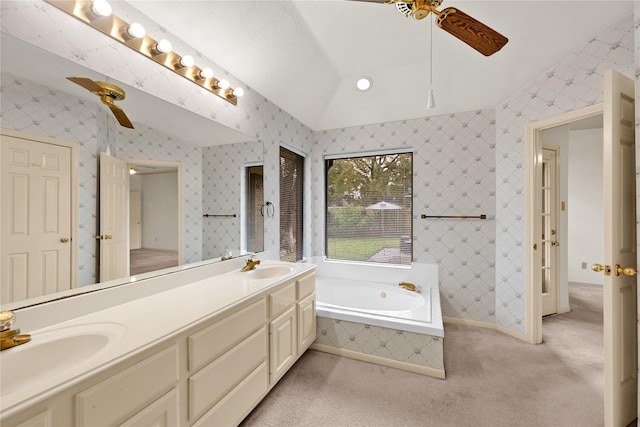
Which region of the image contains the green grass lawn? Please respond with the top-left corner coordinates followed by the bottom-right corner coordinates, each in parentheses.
top-left (327, 237), bottom-right (400, 261)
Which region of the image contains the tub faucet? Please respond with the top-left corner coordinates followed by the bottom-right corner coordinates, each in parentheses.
top-left (0, 311), bottom-right (31, 351)
top-left (241, 255), bottom-right (261, 272)
top-left (398, 282), bottom-right (422, 293)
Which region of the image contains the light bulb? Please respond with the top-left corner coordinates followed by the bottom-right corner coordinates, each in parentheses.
top-left (154, 39), bottom-right (172, 54)
top-left (199, 67), bottom-right (213, 79)
top-left (232, 87), bottom-right (244, 97)
top-left (178, 55), bottom-right (194, 68)
top-left (356, 77), bottom-right (372, 91)
top-left (427, 89), bottom-right (436, 109)
top-left (217, 79), bottom-right (230, 89)
top-left (90, 0), bottom-right (112, 17)
top-left (125, 22), bottom-right (145, 39)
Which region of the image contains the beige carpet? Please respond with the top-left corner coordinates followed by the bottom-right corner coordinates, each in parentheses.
top-left (241, 284), bottom-right (603, 427)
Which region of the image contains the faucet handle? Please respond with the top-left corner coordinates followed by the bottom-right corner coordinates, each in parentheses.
top-left (0, 311), bottom-right (15, 332)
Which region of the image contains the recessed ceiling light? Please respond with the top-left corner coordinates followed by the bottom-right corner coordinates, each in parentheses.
top-left (356, 77), bottom-right (372, 91)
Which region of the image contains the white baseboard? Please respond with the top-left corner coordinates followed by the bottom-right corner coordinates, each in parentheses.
top-left (310, 343), bottom-right (446, 379)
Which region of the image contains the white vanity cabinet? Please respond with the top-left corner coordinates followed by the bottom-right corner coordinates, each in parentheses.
top-left (187, 298), bottom-right (269, 425)
top-left (268, 271), bottom-right (316, 384)
top-left (2, 268), bottom-right (316, 427)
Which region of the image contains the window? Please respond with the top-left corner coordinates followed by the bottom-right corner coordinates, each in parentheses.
top-left (280, 147), bottom-right (304, 261)
top-left (246, 165), bottom-right (264, 253)
top-left (325, 152), bottom-right (412, 264)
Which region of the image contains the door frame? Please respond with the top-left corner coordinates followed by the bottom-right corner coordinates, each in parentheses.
top-left (525, 103), bottom-right (603, 344)
top-left (125, 157), bottom-right (183, 266)
top-left (0, 128), bottom-right (79, 290)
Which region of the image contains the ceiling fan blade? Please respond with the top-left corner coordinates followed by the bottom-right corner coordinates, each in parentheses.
top-left (66, 76), bottom-right (103, 93)
top-left (436, 7), bottom-right (508, 56)
top-left (107, 103), bottom-right (134, 129)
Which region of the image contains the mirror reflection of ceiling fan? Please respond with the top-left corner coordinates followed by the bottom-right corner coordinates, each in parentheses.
top-left (352, 0), bottom-right (508, 56)
top-left (66, 77), bottom-right (134, 129)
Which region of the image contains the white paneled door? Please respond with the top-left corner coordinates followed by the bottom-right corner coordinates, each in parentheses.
top-left (601, 69), bottom-right (637, 427)
top-left (99, 153), bottom-right (129, 282)
top-left (129, 191), bottom-right (142, 250)
top-left (1, 133), bottom-right (73, 303)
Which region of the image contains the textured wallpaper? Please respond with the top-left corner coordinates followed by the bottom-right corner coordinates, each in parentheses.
top-left (494, 15), bottom-right (635, 334)
top-left (1, 72), bottom-right (100, 287)
top-left (0, 73), bottom-right (208, 285)
top-left (202, 140), bottom-right (263, 259)
top-left (312, 111), bottom-right (497, 323)
top-left (0, 1), bottom-right (637, 338)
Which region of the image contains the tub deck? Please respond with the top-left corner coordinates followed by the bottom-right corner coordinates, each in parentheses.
top-left (309, 259), bottom-right (445, 378)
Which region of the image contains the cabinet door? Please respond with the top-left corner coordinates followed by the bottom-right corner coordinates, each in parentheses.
top-left (269, 305), bottom-right (297, 384)
top-left (297, 293), bottom-right (316, 354)
top-left (119, 388), bottom-right (178, 427)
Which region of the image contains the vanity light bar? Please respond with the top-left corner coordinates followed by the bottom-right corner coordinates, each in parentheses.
top-left (44, 0), bottom-right (243, 105)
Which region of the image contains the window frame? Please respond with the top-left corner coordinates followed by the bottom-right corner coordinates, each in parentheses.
top-left (324, 149), bottom-right (413, 265)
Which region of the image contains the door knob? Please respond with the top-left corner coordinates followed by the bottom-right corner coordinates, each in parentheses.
top-left (592, 264), bottom-right (612, 275)
top-left (551, 241), bottom-right (560, 247)
top-left (60, 237), bottom-right (70, 243)
top-left (614, 264), bottom-right (637, 277)
top-left (105, 235), bottom-right (112, 240)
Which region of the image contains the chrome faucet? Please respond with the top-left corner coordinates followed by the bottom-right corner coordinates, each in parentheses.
top-left (0, 311), bottom-right (31, 351)
top-left (241, 254), bottom-right (261, 272)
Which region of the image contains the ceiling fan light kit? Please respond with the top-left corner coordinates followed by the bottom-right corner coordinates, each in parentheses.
top-left (45, 0), bottom-right (244, 106)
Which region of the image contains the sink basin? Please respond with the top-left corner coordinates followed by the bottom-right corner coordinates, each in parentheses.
top-left (246, 264), bottom-right (293, 280)
top-left (0, 322), bottom-right (126, 397)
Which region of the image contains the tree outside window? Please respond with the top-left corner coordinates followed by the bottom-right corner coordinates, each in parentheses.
top-left (326, 152), bottom-right (412, 264)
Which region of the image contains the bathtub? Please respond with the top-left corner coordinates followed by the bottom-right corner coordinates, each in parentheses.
top-left (309, 258), bottom-right (445, 378)
top-left (316, 278), bottom-right (442, 336)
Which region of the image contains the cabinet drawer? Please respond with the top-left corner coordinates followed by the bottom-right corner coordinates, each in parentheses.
top-left (269, 281), bottom-right (296, 318)
top-left (297, 273), bottom-right (315, 299)
top-left (189, 328), bottom-right (267, 421)
top-left (76, 345), bottom-right (178, 426)
top-left (193, 362), bottom-right (268, 427)
top-left (189, 298), bottom-right (266, 372)
top-left (119, 388), bottom-right (178, 427)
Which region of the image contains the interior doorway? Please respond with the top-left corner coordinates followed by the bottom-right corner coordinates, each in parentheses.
top-left (526, 69), bottom-right (637, 425)
top-left (526, 103), bottom-right (604, 342)
top-left (537, 115), bottom-right (606, 319)
top-left (127, 160), bottom-right (182, 276)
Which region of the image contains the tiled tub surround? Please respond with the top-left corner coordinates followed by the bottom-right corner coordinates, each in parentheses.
top-left (310, 258), bottom-right (445, 378)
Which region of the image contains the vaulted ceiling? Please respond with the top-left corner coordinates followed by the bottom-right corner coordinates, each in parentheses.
top-left (128, 1), bottom-right (632, 131)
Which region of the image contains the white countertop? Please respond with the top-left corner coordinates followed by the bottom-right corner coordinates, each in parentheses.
top-left (0, 260), bottom-right (316, 419)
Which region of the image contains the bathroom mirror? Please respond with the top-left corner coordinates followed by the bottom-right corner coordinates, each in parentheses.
top-left (0, 34), bottom-right (263, 310)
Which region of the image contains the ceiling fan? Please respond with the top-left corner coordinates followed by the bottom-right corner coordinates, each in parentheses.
top-left (66, 77), bottom-right (134, 129)
top-left (352, 0), bottom-right (508, 56)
